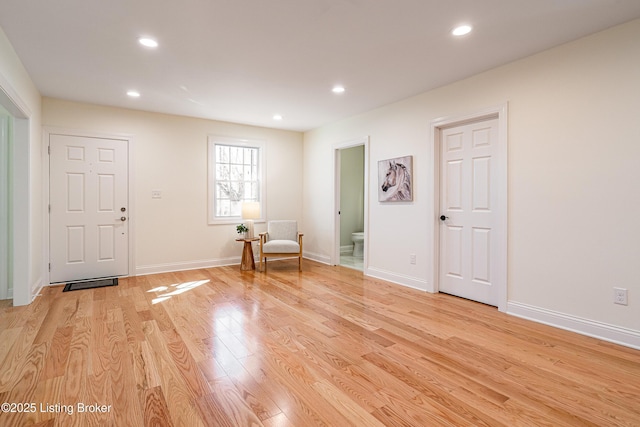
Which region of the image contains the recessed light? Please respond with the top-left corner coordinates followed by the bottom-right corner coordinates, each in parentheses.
top-left (273, 114), bottom-right (283, 120)
top-left (138, 37), bottom-right (158, 48)
top-left (332, 85), bottom-right (345, 94)
top-left (127, 90), bottom-right (141, 98)
top-left (452, 25), bottom-right (472, 36)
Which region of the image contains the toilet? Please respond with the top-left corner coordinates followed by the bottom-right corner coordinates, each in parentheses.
top-left (351, 232), bottom-right (364, 257)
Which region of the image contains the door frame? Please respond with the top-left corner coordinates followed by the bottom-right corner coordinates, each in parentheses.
top-left (332, 136), bottom-right (369, 268)
top-left (430, 104), bottom-right (508, 312)
top-left (0, 114), bottom-right (8, 300)
top-left (0, 83), bottom-right (31, 306)
top-left (42, 127), bottom-right (136, 285)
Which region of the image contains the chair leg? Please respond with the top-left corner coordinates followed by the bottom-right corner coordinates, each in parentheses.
top-left (298, 256), bottom-right (302, 271)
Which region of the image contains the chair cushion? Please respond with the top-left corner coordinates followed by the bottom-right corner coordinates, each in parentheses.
top-left (263, 240), bottom-right (300, 254)
top-left (268, 220), bottom-right (298, 241)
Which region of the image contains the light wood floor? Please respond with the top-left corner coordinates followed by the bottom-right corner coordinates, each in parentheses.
top-left (1, 260), bottom-right (639, 426)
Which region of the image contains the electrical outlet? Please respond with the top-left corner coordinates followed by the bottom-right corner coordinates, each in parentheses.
top-left (409, 254), bottom-right (416, 265)
top-left (613, 287), bottom-right (628, 305)
top-left (151, 190), bottom-right (162, 199)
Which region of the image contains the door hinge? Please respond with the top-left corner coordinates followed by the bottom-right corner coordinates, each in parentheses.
top-left (48, 204), bottom-right (51, 214)
top-left (48, 145), bottom-right (50, 155)
top-left (48, 263), bottom-right (51, 272)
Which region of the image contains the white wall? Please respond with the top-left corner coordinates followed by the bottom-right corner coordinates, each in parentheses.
top-left (0, 26), bottom-right (42, 305)
top-left (303, 19), bottom-right (640, 345)
top-left (42, 98), bottom-right (303, 275)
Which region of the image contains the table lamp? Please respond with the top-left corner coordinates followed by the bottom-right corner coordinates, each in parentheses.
top-left (241, 201), bottom-right (260, 238)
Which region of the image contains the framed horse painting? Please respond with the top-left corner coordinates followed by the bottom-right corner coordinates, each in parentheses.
top-left (378, 155), bottom-right (413, 202)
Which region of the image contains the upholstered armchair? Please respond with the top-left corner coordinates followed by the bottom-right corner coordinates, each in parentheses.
top-left (259, 220), bottom-right (303, 271)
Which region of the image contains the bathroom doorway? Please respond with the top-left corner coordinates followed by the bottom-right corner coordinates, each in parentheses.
top-left (334, 137), bottom-right (368, 271)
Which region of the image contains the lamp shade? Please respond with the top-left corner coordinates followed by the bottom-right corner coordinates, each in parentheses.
top-left (242, 201), bottom-right (260, 220)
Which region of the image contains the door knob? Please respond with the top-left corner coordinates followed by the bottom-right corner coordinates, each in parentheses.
top-left (120, 217), bottom-right (127, 222)
top-left (440, 215), bottom-right (448, 221)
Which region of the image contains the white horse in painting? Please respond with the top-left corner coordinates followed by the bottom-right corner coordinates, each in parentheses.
top-left (381, 160), bottom-right (411, 201)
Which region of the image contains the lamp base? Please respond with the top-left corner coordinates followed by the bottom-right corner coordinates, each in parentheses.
top-left (246, 219), bottom-right (255, 238)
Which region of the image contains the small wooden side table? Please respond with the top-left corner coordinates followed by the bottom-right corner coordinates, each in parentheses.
top-left (236, 237), bottom-right (259, 271)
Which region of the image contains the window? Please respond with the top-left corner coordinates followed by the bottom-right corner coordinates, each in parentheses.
top-left (208, 136), bottom-right (265, 224)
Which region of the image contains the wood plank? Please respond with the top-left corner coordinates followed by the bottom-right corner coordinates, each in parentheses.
top-left (311, 379), bottom-right (387, 427)
top-left (0, 342), bottom-right (47, 426)
top-left (213, 354), bottom-right (282, 421)
top-left (41, 325), bottom-right (73, 380)
top-left (143, 385), bottom-right (175, 427)
top-left (108, 314), bottom-right (145, 427)
top-left (142, 320), bottom-right (206, 427)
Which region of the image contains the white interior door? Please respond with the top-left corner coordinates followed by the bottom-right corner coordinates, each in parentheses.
top-left (439, 118), bottom-right (500, 306)
top-left (49, 134), bottom-right (129, 283)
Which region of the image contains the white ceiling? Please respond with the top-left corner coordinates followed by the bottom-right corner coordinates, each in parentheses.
top-left (1, 0), bottom-right (640, 132)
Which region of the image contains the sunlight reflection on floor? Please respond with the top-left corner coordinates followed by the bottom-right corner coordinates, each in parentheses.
top-left (148, 279), bottom-right (210, 304)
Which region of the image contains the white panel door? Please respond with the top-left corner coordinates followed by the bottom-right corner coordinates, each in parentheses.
top-left (439, 118), bottom-right (500, 306)
top-left (50, 134), bottom-right (129, 283)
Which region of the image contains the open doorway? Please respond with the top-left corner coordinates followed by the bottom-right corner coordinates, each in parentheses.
top-left (334, 137), bottom-right (368, 271)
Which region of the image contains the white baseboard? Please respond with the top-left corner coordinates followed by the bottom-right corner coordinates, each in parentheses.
top-left (365, 267), bottom-right (429, 292)
top-left (302, 251), bottom-right (331, 265)
top-left (137, 252), bottom-right (325, 276)
top-left (136, 257), bottom-right (240, 276)
top-left (508, 301), bottom-right (640, 350)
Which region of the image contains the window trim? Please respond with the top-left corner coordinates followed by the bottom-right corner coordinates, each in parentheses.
top-left (207, 135), bottom-right (266, 225)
